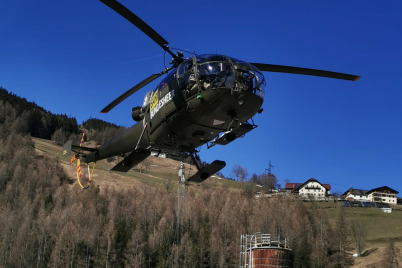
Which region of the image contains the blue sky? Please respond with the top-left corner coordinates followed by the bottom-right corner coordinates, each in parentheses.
top-left (1, 1), bottom-right (401, 194)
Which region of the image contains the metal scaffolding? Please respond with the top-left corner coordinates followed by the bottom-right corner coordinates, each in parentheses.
top-left (239, 233), bottom-right (291, 268)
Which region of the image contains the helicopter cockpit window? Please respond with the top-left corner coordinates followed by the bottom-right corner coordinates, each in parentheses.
top-left (230, 57), bottom-right (265, 99)
top-left (178, 60), bottom-right (193, 75)
top-left (177, 60), bottom-right (194, 90)
top-left (253, 70), bottom-right (265, 99)
top-left (195, 55), bottom-right (235, 90)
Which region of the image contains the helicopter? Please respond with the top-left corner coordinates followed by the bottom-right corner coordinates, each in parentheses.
top-left (63, 0), bottom-right (359, 183)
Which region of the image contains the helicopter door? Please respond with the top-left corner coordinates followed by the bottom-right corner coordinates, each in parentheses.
top-left (177, 59), bottom-right (196, 98)
top-left (158, 85), bottom-right (175, 120)
top-left (159, 69), bottom-right (180, 120)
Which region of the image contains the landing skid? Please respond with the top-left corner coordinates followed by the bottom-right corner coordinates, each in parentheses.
top-left (187, 160), bottom-right (226, 183)
top-left (207, 121), bottom-right (257, 149)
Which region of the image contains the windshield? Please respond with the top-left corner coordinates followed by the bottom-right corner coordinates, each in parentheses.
top-left (195, 54), bottom-right (265, 99)
top-left (229, 56), bottom-right (266, 99)
top-left (196, 55), bottom-right (235, 89)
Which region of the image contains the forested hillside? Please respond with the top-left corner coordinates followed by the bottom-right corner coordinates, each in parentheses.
top-left (82, 118), bottom-right (126, 145)
top-left (3, 88), bottom-right (401, 268)
top-left (0, 88), bottom-right (362, 267)
top-left (0, 143), bottom-right (351, 267)
top-left (0, 87), bottom-right (78, 141)
top-left (0, 88), bottom-right (125, 147)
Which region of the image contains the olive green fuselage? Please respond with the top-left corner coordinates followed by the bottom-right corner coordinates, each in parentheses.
top-left (85, 54), bottom-right (265, 163)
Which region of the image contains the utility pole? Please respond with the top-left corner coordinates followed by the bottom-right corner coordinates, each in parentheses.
top-left (266, 161), bottom-right (274, 175)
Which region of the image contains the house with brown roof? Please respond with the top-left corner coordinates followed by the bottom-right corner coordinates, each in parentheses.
top-left (284, 182), bottom-right (302, 192)
top-left (285, 178), bottom-right (331, 200)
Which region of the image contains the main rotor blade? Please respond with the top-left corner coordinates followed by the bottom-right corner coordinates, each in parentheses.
top-left (100, 73), bottom-right (161, 113)
top-left (99, 0), bottom-right (179, 61)
top-left (251, 63), bottom-right (360, 81)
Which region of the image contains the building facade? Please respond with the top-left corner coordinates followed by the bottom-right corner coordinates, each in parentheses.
top-left (285, 178), bottom-right (331, 199)
top-left (366, 186), bottom-right (398, 204)
top-left (343, 186), bottom-right (398, 205)
top-left (343, 188), bottom-right (369, 201)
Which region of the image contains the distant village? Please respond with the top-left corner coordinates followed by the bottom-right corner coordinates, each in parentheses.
top-left (258, 177), bottom-right (402, 206)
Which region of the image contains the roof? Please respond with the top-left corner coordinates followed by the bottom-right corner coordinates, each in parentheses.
top-left (285, 178), bottom-right (331, 191)
top-left (342, 188), bottom-right (368, 196)
top-left (343, 186), bottom-right (399, 196)
top-left (285, 183), bottom-right (302, 189)
top-left (298, 178), bottom-right (331, 191)
top-left (366, 186), bottom-right (399, 195)
top-left (322, 184), bottom-right (332, 191)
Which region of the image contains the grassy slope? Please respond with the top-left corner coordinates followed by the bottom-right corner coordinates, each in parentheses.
top-left (33, 137), bottom-right (239, 190)
top-left (313, 202), bottom-right (402, 267)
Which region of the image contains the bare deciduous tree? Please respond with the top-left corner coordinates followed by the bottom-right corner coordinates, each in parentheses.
top-left (0, 103), bottom-right (374, 268)
top-left (350, 220), bottom-right (366, 257)
top-left (259, 173), bottom-right (279, 192)
top-left (330, 205), bottom-right (351, 267)
top-left (230, 164), bottom-right (248, 183)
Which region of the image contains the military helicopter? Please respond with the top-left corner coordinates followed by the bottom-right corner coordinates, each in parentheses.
top-left (63, 0), bottom-right (359, 183)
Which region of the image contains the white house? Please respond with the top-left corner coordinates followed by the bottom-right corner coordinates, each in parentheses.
top-left (366, 186), bottom-right (398, 205)
top-left (298, 178), bottom-right (331, 199)
top-left (285, 178), bottom-right (331, 199)
top-left (343, 188), bottom-right (370, 202)
top-left (343, 186), bottom-right (398, 205)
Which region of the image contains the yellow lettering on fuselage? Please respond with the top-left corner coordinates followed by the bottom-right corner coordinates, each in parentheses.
top-left (150, 90), bottom-right (159, 112)
top-left (150, 91), bottom-right (173, 119)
